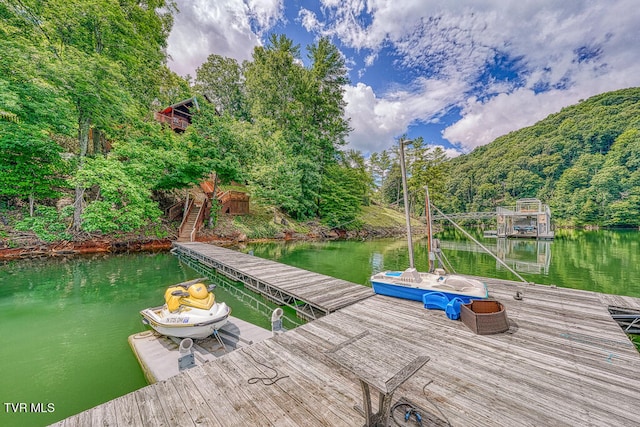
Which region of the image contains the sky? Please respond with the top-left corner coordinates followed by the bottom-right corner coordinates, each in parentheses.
top-left (166, 0), bottom-right (640, 157)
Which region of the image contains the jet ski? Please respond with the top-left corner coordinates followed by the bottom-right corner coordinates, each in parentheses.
top-left (140, 278), bottom-right (231, 339)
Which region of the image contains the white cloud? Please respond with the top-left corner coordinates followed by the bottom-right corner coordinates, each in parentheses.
top-left (167, 0), bottom-right (283, 77)
top-left (168, 0), bottom-right (640, 154)
top-left (344, 77), bottom-right (467, 154)
top-left (315, 0), bottom-right (640, 151)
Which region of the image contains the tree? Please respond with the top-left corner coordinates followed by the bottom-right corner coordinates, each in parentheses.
top-left (319, 163), bottom-right (363, 229)
top-left (407, 140), bottom-right (448, 216)
top-left (195, 55), bottom-right (248, 119)
top-left (73, 156), bottom-right (161, 233)
top-left (0, 5), bottom-right (75, 213)
top-left (248, 119), bottom-right (306, 215)
top-left (0, 123), bottom-right (67, 215)
top-left (243, 35), bottom-right (351, 219)
top-left (369, 149), bottom-right (393, 190)
top-left (336, 150), bottom-right (373, 206)
top-left (15, 0), bottom-right (175, 230)
top-left (184, 103), bottom-right (244, 186)
top-left (244, 34), bottom-right (303, 125)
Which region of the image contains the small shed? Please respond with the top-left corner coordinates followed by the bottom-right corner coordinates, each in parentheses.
top-left (199, 174), bottom-right (250, 215)
top-left (217, 190), bottom-right (250, 215)
top-left (154, 97), bottom-right (199, 132)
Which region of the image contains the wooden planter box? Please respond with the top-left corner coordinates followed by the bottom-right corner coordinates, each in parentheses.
top-left (460, 300), bottom-right (509, 335)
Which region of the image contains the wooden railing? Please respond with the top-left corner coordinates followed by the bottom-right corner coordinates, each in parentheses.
top-left (178, 199), bottom-right (195, 239)
top-left (166, 202), bottom-right (183, 221)
top-left (154, 112), bottom-right (189, 131)
top-left (190, 198), bottom-right (209, 242)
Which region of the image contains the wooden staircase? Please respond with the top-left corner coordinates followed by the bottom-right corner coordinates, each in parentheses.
top-left (176, 201), bottom-right (202, 242)
top-left (177, 188), bottom-right (209, 242)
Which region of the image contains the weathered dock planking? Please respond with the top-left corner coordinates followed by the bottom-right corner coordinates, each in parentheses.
top-left (53, 273), bottom-right (640, 426)
top-left (129, 316), bottom-right (274, 384)
top-left (171, 242), bottom-right (374, 320)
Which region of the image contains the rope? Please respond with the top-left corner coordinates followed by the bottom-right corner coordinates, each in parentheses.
top-left (243, 349), bottom-right (289, 386)
top-left (437, 250), bottom-right (456, 274)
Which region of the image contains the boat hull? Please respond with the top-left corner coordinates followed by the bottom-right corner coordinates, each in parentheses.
top-left (371, 270), bottom-right (488, 304)
top-left (140, 303), bottom-right (231, 339)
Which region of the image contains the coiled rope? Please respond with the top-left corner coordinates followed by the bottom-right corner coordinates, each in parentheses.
top-left (243, 349), bottom-right (289, 386)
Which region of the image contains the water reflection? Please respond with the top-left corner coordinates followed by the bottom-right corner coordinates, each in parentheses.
top-left (438, 238), bottom-right (552, 275)
top-left (243, 229), bottom-right (640, 298)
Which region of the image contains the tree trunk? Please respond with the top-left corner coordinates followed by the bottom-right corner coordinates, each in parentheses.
top-left (73, 114), bottom-right (90, 231)
top-left (29, 194), bottom-right (34, 217)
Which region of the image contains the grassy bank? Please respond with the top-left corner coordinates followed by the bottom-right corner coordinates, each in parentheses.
top-left (202, 201), bottom-right (422, 241)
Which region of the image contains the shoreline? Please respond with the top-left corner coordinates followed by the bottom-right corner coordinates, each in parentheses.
top-left (0, 226), bottom-right (416, 261)
top-left (5, 224), bottom-right (637, 262)
top-left (0, 238), bottom-right (174, 261)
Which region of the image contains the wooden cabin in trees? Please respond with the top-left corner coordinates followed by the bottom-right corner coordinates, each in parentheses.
top-left (154, 97), bottom-right (199, 132)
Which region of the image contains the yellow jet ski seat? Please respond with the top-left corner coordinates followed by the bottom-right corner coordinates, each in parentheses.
top-left (164, 283), bottom-right (215, 312)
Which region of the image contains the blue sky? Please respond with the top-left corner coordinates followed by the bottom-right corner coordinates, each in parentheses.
top-left (167, 0), bottom-right (640, 157)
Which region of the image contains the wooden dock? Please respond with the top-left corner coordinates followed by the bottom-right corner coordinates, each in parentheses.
top-left (129, 316), bottom-right (274, 384)
top-left (53, 273), bottom-right (640, 426)
top-left (171, 242), bottom-right (374, 320)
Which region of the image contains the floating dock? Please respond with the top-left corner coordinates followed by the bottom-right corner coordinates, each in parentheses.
top-left (128, 316), bottom-right (274, 383)
top-left (496, 198), bottom-right (554, 239)
top-left (52, 244), bottom-right (640, 426)
top-left (171, 242), bottom-right (374, 320)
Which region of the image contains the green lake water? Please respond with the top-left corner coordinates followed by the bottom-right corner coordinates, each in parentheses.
top-left (243, 228), bottom-right (640, 297)
top-left (1, 229), bottom-right (639, 426)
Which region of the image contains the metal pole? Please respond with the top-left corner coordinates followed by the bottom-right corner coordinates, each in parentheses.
top-left (398, 139), bottom-right (414, 269)
top-left (425, 185), bottom-right (434, 272)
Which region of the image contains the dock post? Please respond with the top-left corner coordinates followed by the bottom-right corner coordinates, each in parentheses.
top-left (271, 308), bottom-right (284, 336)
top-left (178, 338), bottom-right (195, 371)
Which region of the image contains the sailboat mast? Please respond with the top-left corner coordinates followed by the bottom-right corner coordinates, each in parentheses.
top-left (425, 185), bottom-right (434, 272)
top-left (398, 139), bottom-right (414, 269)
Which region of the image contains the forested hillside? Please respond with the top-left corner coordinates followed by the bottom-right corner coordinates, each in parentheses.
top-left (438, 88), bottom-right (640, 226)
top-left (1, 1), bottom-right (639, 247)
top-left (0, 1), bottom-right (372, 244)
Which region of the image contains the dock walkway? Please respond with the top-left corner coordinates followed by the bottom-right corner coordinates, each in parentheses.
top-left (128, 316), bottom-right (274, 384)
top-left (53, 273), bottom-right (640, 426)
top-left (172, 242), bottom-right (374, 320)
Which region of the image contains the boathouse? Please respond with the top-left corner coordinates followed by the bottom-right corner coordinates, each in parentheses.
top-left (496, 198), bottom-right (554, 239)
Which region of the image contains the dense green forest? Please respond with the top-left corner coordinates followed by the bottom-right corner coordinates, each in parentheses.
top-left (1, 1), bottom-right (639, 245)
top-left (0, 0), bottom-right (368, 242)
top-left (438, 88), bottom-right (640, 227)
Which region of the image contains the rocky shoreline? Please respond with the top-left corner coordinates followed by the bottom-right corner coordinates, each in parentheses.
top-left (0, 238), bottom-right (173, 261)
top-left (0, 225), bottom-right (418, 261)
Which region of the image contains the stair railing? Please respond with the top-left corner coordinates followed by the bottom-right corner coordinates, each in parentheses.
top-left (178, 198), bottom-right (195, 239)
top-left (190, 198), bottom-right (209, 242)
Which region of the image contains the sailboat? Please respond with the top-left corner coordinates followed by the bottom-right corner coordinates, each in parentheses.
top-left (370, 140), bottom-right (488, 304)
